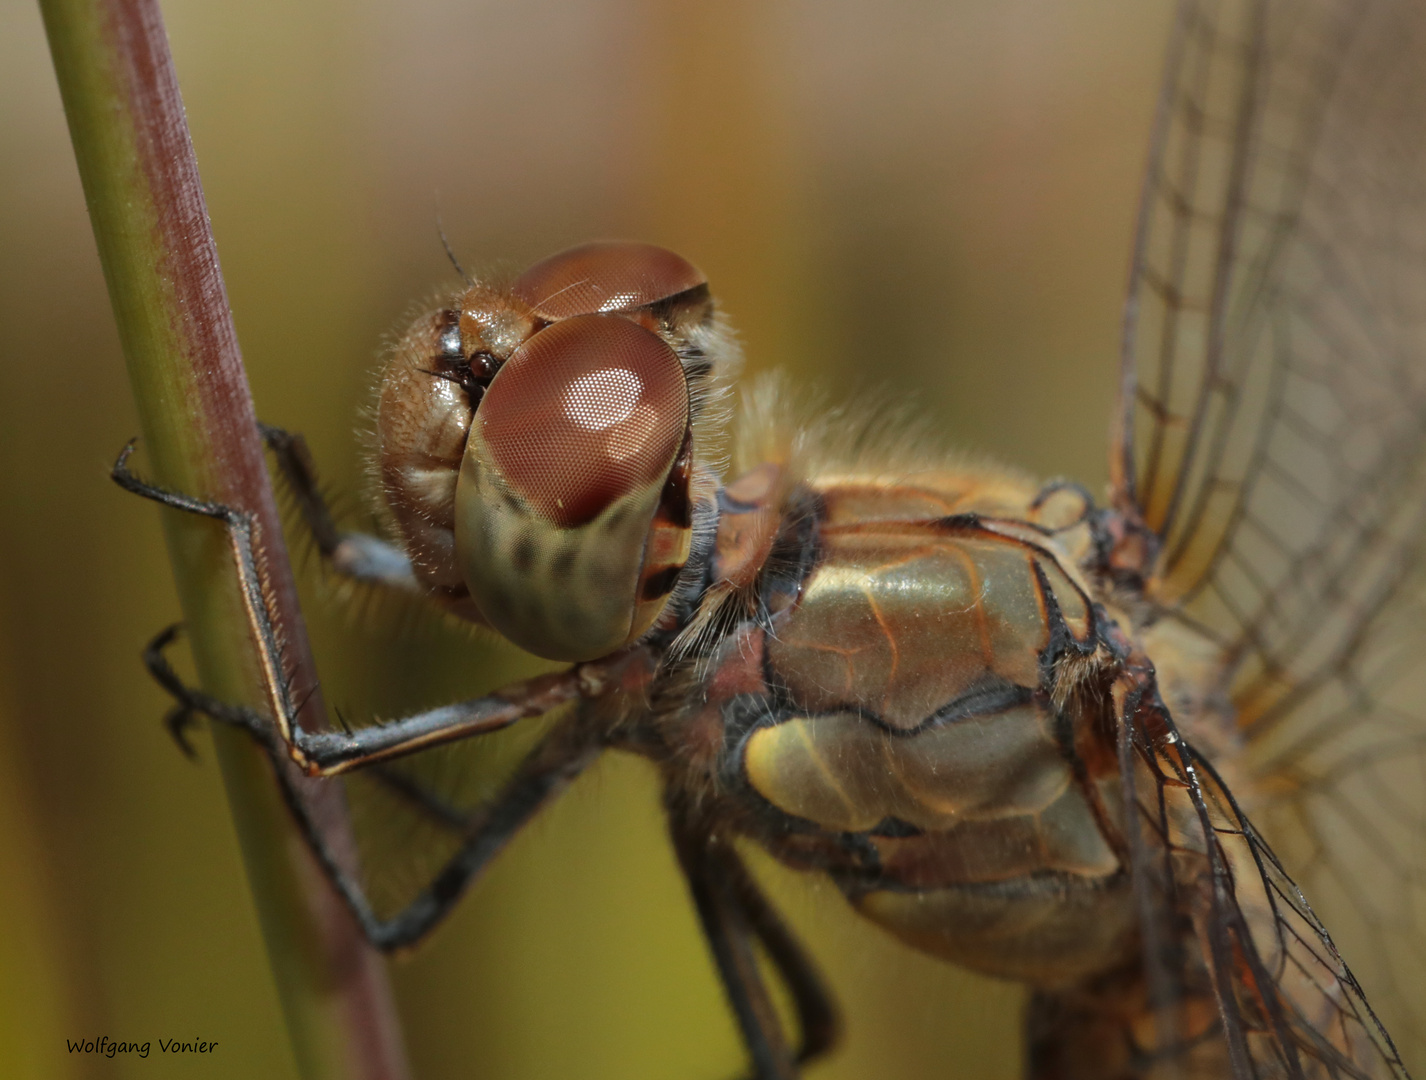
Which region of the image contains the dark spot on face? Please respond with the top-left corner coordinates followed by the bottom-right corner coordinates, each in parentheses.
top-left (603, 504), bottom-right (629, 532)
top-left (585, 559), bottom-right (607, 589)
top-left (640, 564), bottom-right (682, 602)
top-left (657, 428), bottom-right (694, 529)
top-left (551, 546), bottom-right (577, 583)
top-left (428, 312), bottom-right (506, 405)
top-left (867, 817), bottom-right (923, 838)
top-left (511, 536), bottom-right (536, 574)
top-left (482, 584), bottom-right (512, 618)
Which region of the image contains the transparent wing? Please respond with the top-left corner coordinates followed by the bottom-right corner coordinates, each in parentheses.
top-left (1244, 556), bottom-right (1426, 1073)
top-left (1123, 702), bottom-right (1409, 1079)
top-left (1115, 0), bottom-right (1426, 1069)
top-left (1116, 0), bottom-right (1426, 611)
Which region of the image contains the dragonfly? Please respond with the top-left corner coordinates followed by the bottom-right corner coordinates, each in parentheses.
top-left (114, 0), bottom-right (1426, 1076)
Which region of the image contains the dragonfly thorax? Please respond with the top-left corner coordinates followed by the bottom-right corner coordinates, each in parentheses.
top-left (657, 464), bottom-right (1139, 987)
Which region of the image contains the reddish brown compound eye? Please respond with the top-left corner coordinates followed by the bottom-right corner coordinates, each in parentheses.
top-left (476, 314), bottom-right (690, 529)
top-left (512, 241), bottom-right (707, 321)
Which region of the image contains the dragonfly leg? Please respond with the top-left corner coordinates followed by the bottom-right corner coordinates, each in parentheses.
top-left (365, 713), bottom-right (605, 948)
top-left (670, 804), bottom-right (838, 1079)
top-left (163, 701), bottom-right (201, 759)
top-left (250, 703), bottom-right (603, 950)
top-left (141, 619), bottom-right (594, 775)
top-left (118, 443), bottom-right (628, 773)
top-left (142, 623), bottom-right (280, 751)
top-left (146, 617), bottom-right (604, 947)
top-left (138, 601), bottom-right (607, 947)
top-left (257, 422), bottom-right (420, 592)
top-left (712, 839), bottom-right (840, 1067)
top-left (115, 438), bottom-right (325, 761)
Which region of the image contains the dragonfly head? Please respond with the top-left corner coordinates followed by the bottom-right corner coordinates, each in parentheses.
top-left (376, 241), bottom-right (731, 661)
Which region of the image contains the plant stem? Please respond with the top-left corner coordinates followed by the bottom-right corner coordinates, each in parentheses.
top-left (38, 1), bottom-right (411, 1076)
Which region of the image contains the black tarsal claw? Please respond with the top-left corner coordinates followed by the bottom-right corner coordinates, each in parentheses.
top-left (111, 439), bottom-right (248, 524)
top-left (165, 703), bottom-right (202, 760)
top-left (140, 622), bottom-right (279, 754)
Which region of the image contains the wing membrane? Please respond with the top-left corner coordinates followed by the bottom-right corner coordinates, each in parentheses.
top-left (1244, 558), bottom-right (1426, 1071)
top-left (1123, 705), bottom-right (1410, 1078)
top-left (1117, 0), bottom-right (1426, 1070)
top-left (1121, 0), bottom-right (1426, 664)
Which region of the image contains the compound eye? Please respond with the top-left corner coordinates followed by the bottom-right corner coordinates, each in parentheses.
top-left (454, 315), bottom-right (694, 661)
top-left (512, 241), bottom-right (707, 321)
top-left (480, 315), bottom-right (688, 526)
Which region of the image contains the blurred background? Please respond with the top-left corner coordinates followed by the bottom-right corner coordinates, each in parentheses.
top-left (0, 1), bottom-right (1172, 1076)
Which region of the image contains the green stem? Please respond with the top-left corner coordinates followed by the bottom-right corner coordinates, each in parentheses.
top-left (38, 1), bottom-right (411, 1077)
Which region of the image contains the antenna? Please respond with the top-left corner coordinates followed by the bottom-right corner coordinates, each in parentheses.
top-left (435, 212), bottom-right (474, 286)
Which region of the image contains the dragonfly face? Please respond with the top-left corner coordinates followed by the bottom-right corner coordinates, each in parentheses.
top-left (376, 241), bottom-right (725, 660)
top-left (124, 1), bottom-right (1426, 1077)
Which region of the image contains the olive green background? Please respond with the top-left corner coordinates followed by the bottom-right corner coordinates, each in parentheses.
top-left (0, 1), bottom-right (1170, 1077)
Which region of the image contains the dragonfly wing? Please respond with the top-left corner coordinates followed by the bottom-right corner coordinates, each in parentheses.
top-left (1115, 0), bottom-right (1426, 1069)
top-left (1122, 699), bottom-right (1410, 1079)
top-left (1115, 0), bottom-right (1426, 610)
top-left (1238, 558), bottom-right (1426, 1073)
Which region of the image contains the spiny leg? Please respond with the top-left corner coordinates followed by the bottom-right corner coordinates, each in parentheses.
top-left (672, 825), bottom-right (794, 1079)
top-left (115, 441), bottom-right (302, 753)
top-left (118, 442), bottom-right (631, 774)
top-left (142, 619), bottom-right (593, 775)
top-left (124, 434), bottom-right (619, 949)
top-left (258, 423), bottom-right (420, 592)
top-left (713, 842), bottom-right (840, 1067)
top-left (149, 623), bottom-right (605, 948)
top-left (164, 701), bottom-right (201, 759)
top-left (363, 714), bottom-right (605, 948)
top-left (670, 805), bottom-right (840, 1080)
